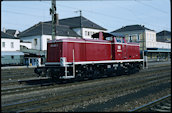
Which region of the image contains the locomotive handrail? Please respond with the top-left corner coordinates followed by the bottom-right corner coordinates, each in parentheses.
top-left (65, 59), bottom-right (144, 65)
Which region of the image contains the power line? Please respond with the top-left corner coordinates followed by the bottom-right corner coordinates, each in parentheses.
top-left (47, 2), bottom-right (170, 30)
top-left (2, 1), bottom-right (170, 32)
top-left (135, 0), bottom-right (169, 14)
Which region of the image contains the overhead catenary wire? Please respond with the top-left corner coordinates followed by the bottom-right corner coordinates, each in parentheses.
top-left (2, 7), bottom-right (170, 31)
top-left (40, 1), bottom-right (170, 30)
top-left (135, 0), bottom-right (169, 14)
top-left (1, 1), bottom-right (170, 32)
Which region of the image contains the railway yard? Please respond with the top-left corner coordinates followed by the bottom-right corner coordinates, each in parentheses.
top-left (1, 61), bottom-right (171, 112)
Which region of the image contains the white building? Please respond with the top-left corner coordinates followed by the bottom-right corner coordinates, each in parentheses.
top-left (1, 31), bottom-right (24, 65)
top-left (19, 22), bottom-right (80, 51)
top-left (20, 40), bottom-right (32, 49)
top-left (111, 24), bottom-right (171, 61)
top-left (19, 16), bottom-right (107, 51)
top-left (18, 22), bottom-right (80, 65)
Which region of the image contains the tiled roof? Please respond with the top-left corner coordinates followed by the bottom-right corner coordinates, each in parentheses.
top-left (18, 22), bottom-right (80, 38)
top-left (1, 31), bottom-right (17, 39)
top-left (6, 29), bottom-right (16, 36)
top-left (44, 16), bottom-right (107, 30)
top-left (111, 24), bottom-right (154, 33)
top-left (156, 30), bottom-right (171, 36)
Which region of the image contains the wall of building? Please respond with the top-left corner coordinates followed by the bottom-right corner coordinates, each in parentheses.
top-left (20, 35), bottom-right (42, 50)
top-left (156, 42), bottom-right (171, 49)
top-left (73, 28), bottom-right (106, 39)
top-left (113, 30), bottom-right (145, 51)
top-left (145, 30), bottom-right (156, 48)
top-left (82, 28), bottom-right (106, 39)
top-left (1, 38), bottom-right (20, 51)
top-left (1, 55), bottom-right (24, 65)
top-left (20, 42), bottom-right (32, 49)
top-left (113, 30), bottom-right (170, 50)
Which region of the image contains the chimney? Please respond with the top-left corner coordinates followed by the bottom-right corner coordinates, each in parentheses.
top-left (3, 27), bottom-right (6, 33)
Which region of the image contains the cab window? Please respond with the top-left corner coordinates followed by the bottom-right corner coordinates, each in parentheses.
top-left (106, 36), bottom-right (113, 41)
top-left (122, 38), bottom-right (125, 43)
top-left (116, 37), bottom-right (122, 43)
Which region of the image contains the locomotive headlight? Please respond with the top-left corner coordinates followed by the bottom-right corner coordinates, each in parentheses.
top-left (60, 57), bottom-right (66, 67)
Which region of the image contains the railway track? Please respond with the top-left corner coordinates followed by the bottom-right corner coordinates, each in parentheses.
top-left (1, 65), bottom-right (171, 95)
top-left (1, 63), bottom-right (170, 85)
top-left (2, 67), bottom-right (171, 112)
top-left (1, 63), bottom-right (171, 112)
top-left (129, 94), bottom-right (171, 112)
top-left (1, 63), bottom-right (170, 88)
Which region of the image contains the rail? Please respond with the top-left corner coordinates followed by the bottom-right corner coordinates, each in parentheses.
top-left (129, 94), bottom-right (171, 112)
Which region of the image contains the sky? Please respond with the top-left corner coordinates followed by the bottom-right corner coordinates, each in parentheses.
top-left (1, 0), bottom-right (171, 33)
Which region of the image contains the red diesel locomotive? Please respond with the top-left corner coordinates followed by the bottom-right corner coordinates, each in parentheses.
top-left (34, 32), bottom-right (143, 80)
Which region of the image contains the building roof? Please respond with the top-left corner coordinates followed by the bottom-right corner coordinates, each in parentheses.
top-left (18, 22), bottom-right (80, 38)
top-left (1, 31), bottom-right (17, 39)
top-left (44, 16), bottom-right (107, 30)
top-left (6, 29), bottom-right (19, 36)
top-left (111, 24), bottom-right (154, 33)
top-left (156, 30), bottom-right (171, 36)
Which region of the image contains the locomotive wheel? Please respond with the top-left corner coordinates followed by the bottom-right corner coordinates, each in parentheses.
top-left (75, 74), bottom-right (84, 81)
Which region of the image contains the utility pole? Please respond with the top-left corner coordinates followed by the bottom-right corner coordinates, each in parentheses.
top-left (75, 10), bottom-right (82, 38)
top-left (143, 32), bottom-right (145, 69)
top-left (50, 0), bottom-right (57, 40)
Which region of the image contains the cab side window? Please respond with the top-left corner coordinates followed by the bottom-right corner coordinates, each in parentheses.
top-left (116, 37), bottom-right (122, 43)
top-left (122, 38), bottom-right (125, 43)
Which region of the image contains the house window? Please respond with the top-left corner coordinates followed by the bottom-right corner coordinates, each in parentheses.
top-left (88, 31), bottom-right (90, 36)
top-left (11, 42), bottom-right (14, 48)
top-left (2, 42), bottom-right (5, 47)
top-left (11, 56), bottom-right (14, 59)
top-left (90, 32), bottom-right (93, 36)
top-left (137, 35), bottom-right (140, 42)
top-left (116, 37), bottom-right (122, 43)
top-left (129, 36), bottom-right (132, 42)
top-left (85, 31), bottom-right (87, 36)
top-left (30, 59), bottom-right (32, 64)
top-left (34, 39), bottom-right (37, 46)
